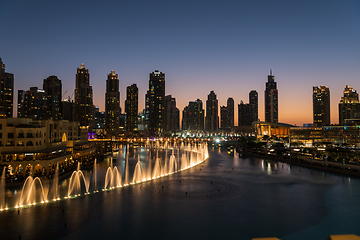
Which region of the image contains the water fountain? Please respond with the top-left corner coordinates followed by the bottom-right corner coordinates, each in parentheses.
top-left (0, 140), bottom-right (209, 210)
top-left (67, 162), bottom-right (90, 197)
top-left (51, 163), bottom-right (59, 201)
top-left (0, 168), bottom-right (5, 210)
top-left (133, 156), bottom-right (145, 183)
top-left (104, 157), bottom-right (122, 189)
top-left (18, 176), bottom-right (48, 207)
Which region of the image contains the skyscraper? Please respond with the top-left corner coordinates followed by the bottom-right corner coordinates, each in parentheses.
top-left (265, 70), bottom-right (278, 123)
top-left (313, 86), bottom-right (330, 127)
top-left (249, 90), bottom-right (258, 122)
top-left (164, 95), bottom-right (180, 132)
top-left (238, 90), bottom-right (258, 126)
top-left (105, 70), bottom-right (120, 136)
top-left (74, 64), bottom-right (93, 129)
top-left (21, 87), bottom-right (48, 120)
top-left (43, 75), bottom-right (62, 120)
top-left (226, 97), bottom-right (234, 130)
top-left (238, 101), bottom-right (249, 126)
top-left (17, 90), bottom-right (25, 118)
top-left (220, 106), bottom-right (228, 129)
top-left (125, 84), bottom-right (138, 132)
top-left (62, 98), bottom-right (74, 122)
top-left (339, 85), bottom-right (360, 125)
top-left (148, 70), bottom-right (165, 136)
top-left (182, 99), bottom-right (204, 131)
top-left (205, 90), bottom-right (219, 132)
top-left (0, 58), bottom-right (14, 117)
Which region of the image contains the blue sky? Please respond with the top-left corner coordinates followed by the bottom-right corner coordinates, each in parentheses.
top-left (1, 0), bottom-right (359, 125)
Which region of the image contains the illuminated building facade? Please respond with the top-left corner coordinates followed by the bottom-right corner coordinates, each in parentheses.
top-left (205, 91), bottom-right (219, 132)
top-left (339, 85), bottom-right (360, 125)
top-left (43, 75), bottom-right (62, 120)
top-left (249, 90), bottom-right (258, 122)
top-left (125, 84), bottom-right (138, 132)
top-left (238, 90), bottom-right (258, 127)
top-left (105, 70), bottom-right (120, 136)
top-left (17, 90), bottom-right (25, 118)
top-left (164, 95), bottom-right (179, 132)
top-left (20, 87), bottom-right (48, 120)
top-left (74, 64), bottom-right (93, 129)
top-left (0, 58), bottom-right (14, 118)
top-left (227, 97), bottom-right (234, 130)
top-left (148, 70), bottom-right (165, 135)
top-left (182, 99), bottom-right (204, 131)
top-left (265, 70), bottom-right (278, 123)
top-left (220, 106), bottom-right (228, 129)
top-left (313, 86), bottom-right (330, 127)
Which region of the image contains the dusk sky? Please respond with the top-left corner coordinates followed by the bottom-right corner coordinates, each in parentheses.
top-left (0, 0), bottom-right (359, 126)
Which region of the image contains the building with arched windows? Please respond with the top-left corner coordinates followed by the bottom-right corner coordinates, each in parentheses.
top-left (0, 117), bottom-right (96, 179)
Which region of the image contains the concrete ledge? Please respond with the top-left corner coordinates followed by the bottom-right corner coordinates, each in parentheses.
top-left (252, 238), bottom-right (281, 240)
top-left (327, 235), bottom-right (360, 240)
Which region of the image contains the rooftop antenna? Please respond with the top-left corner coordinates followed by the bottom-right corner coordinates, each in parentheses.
top-left (270, 69), bottom-right (272, 76)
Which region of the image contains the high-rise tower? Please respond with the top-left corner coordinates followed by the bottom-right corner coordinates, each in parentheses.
top-left (265, 70), bottom-right (278, 123)
top-left (249, 90), bottom-right (258, 123)
top-left (164, 95), bottom-right (179, 132)
top-left (0, 58), bottom-right (14, 117)
top-left (313, 86), bottom-right (330, 127)
top-left (105, 70), bottom-right (120, 136)
top-left (205, 90), bottom-right (219, 132)
top-left (43, 75), bottom-right (62, 120)
top-left (125, 84), bottom-right (138, 132)
top-left (226, 97), bottom-right (234, 130)
top-left (339, 85), bottom-right (360, 125)
top-left (148, 70), bottom-right (165, 136)
top-left (74, 64), bottom-right (93, 129)
top-left (182, 99), bottom-right (204, 131)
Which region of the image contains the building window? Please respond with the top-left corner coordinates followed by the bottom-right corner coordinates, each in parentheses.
top-left (27, 132), bottom-right (33, 138)
top-left (17, 141), bottom-right (24, 146)
top-left (0, 124), bottom-right (2, 130)
top-left (26, 141), bottom-right (33, 146)
top-left (8, 133), bottom-right (14, 138)
top-left (18, 131), bottom-right (24, 138)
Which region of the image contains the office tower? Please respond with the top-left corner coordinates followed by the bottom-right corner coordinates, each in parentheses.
top-left (182, 106), bottom-right (189, 130)
top-left (238, 101), bottom-right (251, 126)
top-left (182, 99), bottom-right (204, 131)
top-left (43, 75), bottom-right (62, 120)
top-left (0, 58), bottom-right (14, 117)
top-left (148, 70), bottom-right (165, 135)
top-left (220, 106), bottom-right (228, 129)
top-left (62, 98), bottom-right (74, 121)
top-left (144, 90), bottom-right (150, 130)
top-left (339, 85), bottom-right (360, 125)
top-left (94, 106), bottom-right (105, 130)
top-left (313, 86), bottom-right (330, 127)
top-left (105, 70), bottom-right (120, 136)
top-left (264, 70), bottom-right (278, 123)
top-left (74, 63), bottom-right (93, 128)
top-left (227, 97), bottom-right (234, 129)
top-left (21, 87), bottom-right (48, 120)
top-left (164, 95), bottom-right (180, 132)
top-left (17, 90), bottom-right (25, 118)
top-left (205, 90), bottom-right (219, 132)
top-left (125, 84), bottom-right (138, 132)
top-left (249, 90), bottom-right (258, 122)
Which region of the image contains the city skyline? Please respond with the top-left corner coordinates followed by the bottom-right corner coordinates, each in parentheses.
top-left (0, 1), bottom-right (359, 126)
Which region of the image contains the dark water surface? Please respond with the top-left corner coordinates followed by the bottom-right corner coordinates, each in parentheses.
top-left (1, 147), bottom-right (359, 240)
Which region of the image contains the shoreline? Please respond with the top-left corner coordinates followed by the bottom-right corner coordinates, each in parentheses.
top-left (238, 149), bottom-right (360, 178)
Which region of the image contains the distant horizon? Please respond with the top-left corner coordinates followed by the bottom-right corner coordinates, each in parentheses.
top-left (1, 0), bottom-right (358, 127)
top-left (4, 60), bottom-right (359, 127)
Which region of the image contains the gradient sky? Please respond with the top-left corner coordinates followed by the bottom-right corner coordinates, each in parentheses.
top-left (0, 0), bottom-right (359, 126)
